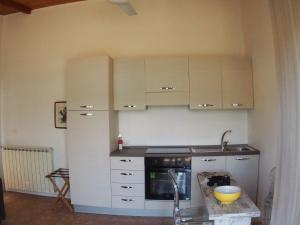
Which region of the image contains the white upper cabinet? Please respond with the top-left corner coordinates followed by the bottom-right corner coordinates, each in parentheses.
top-left (66, 56), bottom-right (112, 110)
top-left (189, 56), bottom-right (222, 110)
top-left (111, 55), bottom-right (254, 109)
top-left (113, 57), bottom-right (146, 110)
top-left (222, 57), bottom-right (254, 109)
top-left (145, 56), bottom-right (189, 106)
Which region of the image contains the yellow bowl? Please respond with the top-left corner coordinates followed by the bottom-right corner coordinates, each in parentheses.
top-left (214, 186), bottom-right (241, 205)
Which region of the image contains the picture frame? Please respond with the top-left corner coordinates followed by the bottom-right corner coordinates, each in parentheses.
top-left (55, 101), bottom-right (67, 129)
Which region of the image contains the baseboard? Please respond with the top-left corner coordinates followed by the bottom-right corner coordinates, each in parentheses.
top-left (74, 205), bottom-right (173, 217)
top-left (5, 190), bottom-right (56, 198)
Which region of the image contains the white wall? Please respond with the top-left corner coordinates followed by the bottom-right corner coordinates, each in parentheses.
top-left (241, 0), bottom-right (279, 208)
top-left (0, 0), bottom-right (247, 168)
top-left (119, 107), bottom-right (248, 146)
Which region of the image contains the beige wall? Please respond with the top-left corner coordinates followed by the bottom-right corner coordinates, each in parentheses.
top-left (241, 0), bottom-right (279, 208)
top-left (0, 15), bottom-right (3, 178)
top-left (0, 0), bottom-right (246, 169)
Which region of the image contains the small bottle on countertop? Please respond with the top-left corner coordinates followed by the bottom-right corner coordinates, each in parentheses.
top-left (118, 134), bottom-right (123, 151)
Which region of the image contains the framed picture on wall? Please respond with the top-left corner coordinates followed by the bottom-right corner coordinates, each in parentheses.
top-left (55, 101), bottom-right (67, 129)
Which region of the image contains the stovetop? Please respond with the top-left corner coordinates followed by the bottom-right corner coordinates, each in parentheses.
top-left (145, 148), bottom-right (191, 154)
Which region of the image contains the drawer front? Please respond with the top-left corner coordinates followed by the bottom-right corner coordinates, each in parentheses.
top-left (112, 183), bottom-right (144, 197)
top-left (111, 157), bottom-right (144, 170)
top-left (111, 170), bottom-right (144, 183)
top-left (112, 196), bottom-right (145, 209)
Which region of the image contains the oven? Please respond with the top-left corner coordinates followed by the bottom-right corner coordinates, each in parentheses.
top-left (145, 156), bottom-right (191, 200)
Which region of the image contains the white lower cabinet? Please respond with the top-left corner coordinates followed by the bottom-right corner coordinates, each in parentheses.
top-left (112, 196), bottom-right (145, 209)
top-left (191, 156), bottom-right (226, 207)
top-left (226, 155), bottom-right (259, 202)
top-left (110, 157), bottom-right (145, 209)
top-left (111, 157), bottom-right (144, 170)
top-left (191, 155), bottom-right (259, 206)
top-left (112, 183), bottom-right (144, 197)
top-left (111, 170), bottom-right (144, 183)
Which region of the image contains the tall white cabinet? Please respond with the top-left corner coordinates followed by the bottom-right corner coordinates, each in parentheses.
top-left (66, 55), bottom-right (117, 207)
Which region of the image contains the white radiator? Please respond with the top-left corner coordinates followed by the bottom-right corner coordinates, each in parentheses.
top-left (1, 145), bottom-right (54, 195)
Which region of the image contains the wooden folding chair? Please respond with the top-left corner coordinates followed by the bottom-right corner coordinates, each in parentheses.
top-left (46, 168), bottom-right (73, 212)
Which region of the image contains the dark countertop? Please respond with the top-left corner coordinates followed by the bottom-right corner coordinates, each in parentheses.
top-left (110, 145), bottom-right (260, 157)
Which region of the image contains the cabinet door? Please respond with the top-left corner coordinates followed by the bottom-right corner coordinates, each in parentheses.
top-left (189, 56), bottom-right (222, 110)
top-left (145, 56), bottom-right (189, 92)
top-left (226, 155), bottom-right (259, 202)
top-left (112, 196), bottom-right (145, 209)
top-left (222, 57), bottom-right (254, 109)
top-left (146, 92), bottom-right (189, 106)
top-left (66, 56), bottom-right (112, 110)
top-left (67, 111), bottom-right (111, 207)
top-left (191, 156), bottom-right (226, 207)
top-left (111, 157), bottom-right (144, 170)
top-left (114, 58), bottom-right (146, 110)
top-left (111, 183), bottom-right (145, 197)
top-left (111, 170), bottom-right (144, 183)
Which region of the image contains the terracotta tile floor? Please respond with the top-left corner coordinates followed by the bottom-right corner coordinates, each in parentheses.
top-left (2, 192), bottom-right (262, 225)
top-left (2, 192), bottom-right (172, 225)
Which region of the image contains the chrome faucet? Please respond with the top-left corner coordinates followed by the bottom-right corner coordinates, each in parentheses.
top-left (221, 130), bottom-right (232, 151)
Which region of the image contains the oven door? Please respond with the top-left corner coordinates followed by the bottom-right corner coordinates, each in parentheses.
top-left (145, 168), bottom-right (191, 200)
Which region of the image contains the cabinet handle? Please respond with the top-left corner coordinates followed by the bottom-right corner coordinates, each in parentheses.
top-left (123, 105), bottom-right (136, 108)
top-left (121, 185), bottom-right (133, 189)
top-left (120, 159), bottom-right (133, 163)
top-left (121, 198), bottom-right (134, 202)
top-left (232, 103), bottom-right (243, 107)
top-left (198, 104), bottom-right (214, 107)
top-left (80, 105), bottom-right (94, 109)
top-left (160, 87), bottom-right (174, 90)
top-left (201, 159), bottom-right (217, 162)
top-left (80, 113), bottom-right (94, 116)
top-left (235, 157), bottom-right (250, 161)
top-left (120, 172), bottom-right (134, 176)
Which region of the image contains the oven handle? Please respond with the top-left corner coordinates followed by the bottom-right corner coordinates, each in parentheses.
top-left (147, 168), bottom-right (191, 173)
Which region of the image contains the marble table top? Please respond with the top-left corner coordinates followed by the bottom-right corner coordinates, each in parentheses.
top-left (197, 172), bottom-right (261, 220)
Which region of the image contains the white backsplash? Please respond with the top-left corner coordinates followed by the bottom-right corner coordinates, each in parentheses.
top-left (118, 107), bottom-right (248, 146)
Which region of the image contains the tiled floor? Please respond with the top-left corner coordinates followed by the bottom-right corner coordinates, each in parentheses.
top-left (2, 192), bottom-right (262, 225)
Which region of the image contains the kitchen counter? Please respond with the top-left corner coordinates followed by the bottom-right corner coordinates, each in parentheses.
top-left (110, 145), bottom-right (260, 157)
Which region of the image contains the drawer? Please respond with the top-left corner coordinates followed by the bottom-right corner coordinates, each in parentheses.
top-left (112, 183), bottom-right (144, 197)
top-left (111, 157), bottom-right (144, 170)
top-left (112, 196), bottom-right (145, 209)
top-left (111, 170), bottom-right (144, 183)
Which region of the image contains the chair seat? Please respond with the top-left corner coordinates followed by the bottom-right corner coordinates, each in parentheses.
top-left (179, 207), bottom-right (211, 223)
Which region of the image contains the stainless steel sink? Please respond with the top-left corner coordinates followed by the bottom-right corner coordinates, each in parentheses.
top-left (223, 146), bottom-right (254, 152)
top-left (191, 147), bottom-right (221, 153)
top-left (191, 146), bottom-right (255, 153)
